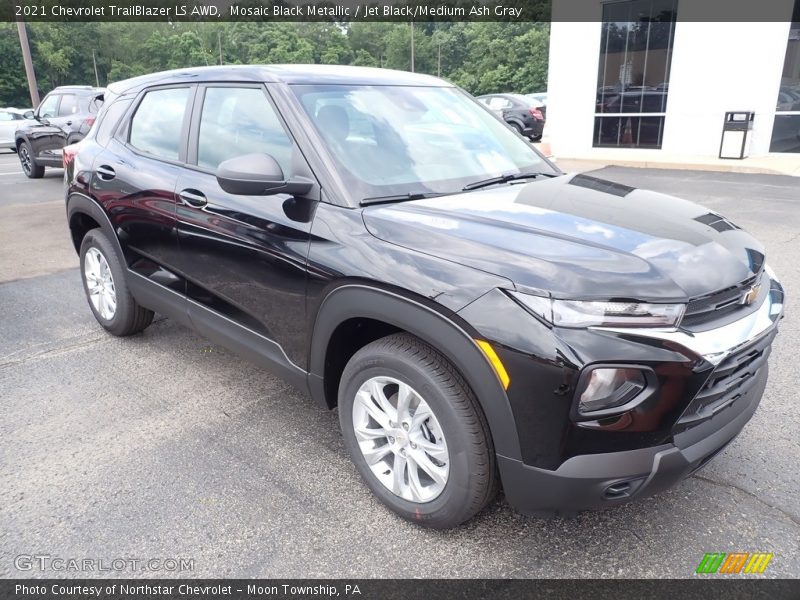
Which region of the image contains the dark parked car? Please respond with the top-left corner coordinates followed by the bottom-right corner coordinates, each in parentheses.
top-left (14, 85), bottom-right (104, 178)
top-left (64, 66), bottom-right (784, 528)
top-left (477, 93), bottom-right (546, 140)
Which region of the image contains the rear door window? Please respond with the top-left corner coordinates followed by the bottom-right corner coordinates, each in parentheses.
top-left (129, 87), bottom-right (191, 161)
top-left (58, 94), bottom-right (79, 116)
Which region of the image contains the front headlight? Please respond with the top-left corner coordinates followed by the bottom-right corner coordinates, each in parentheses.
top-left (509, 292), bottom-right (685, 328)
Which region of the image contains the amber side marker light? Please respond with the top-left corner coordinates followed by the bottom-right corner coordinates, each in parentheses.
top-left (475, 340), bottom-right (510, 390)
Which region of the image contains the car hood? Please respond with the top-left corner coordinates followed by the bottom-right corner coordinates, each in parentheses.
top-left (362, 173), bottom-right (765, 301)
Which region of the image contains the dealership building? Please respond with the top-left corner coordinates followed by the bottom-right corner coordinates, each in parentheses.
top-left (547, 0), bottom-right (800, 164)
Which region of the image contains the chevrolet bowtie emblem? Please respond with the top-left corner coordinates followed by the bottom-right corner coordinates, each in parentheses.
top-left (741, 284), bottom-right (761, 306)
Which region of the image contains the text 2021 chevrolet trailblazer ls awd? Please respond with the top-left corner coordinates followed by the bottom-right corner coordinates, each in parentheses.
top-left (63, 65), bottom-right (784, 528)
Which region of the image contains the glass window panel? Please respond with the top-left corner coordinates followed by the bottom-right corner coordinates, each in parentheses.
top-left (96, 99), bottom-right (132, 147)
top-left (594, 0), bottom-right (676, 148)
top-left (57, 94), bottom-right (78, 116)
top-left (770, 114), bottom-right (800, 152)
top-left (292, 84), bottom-right (553, 201)
top-left (38, 94), bottom-right (59, 118)
top-left (197, 87), bottom-right (293, 173)
top-left (775, 2), bottom-right (800, 113)
top-left (594, 116), bottom-right (665, 148)
top-left (129, 87), bottom-right (190, 161)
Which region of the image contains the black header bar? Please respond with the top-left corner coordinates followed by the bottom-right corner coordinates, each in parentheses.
top-left (2, 0), bottom-right (798, 22)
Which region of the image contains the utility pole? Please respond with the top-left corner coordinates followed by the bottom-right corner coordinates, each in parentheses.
top-left (410, 21), bottom-right (415, 72)
top-left (92, 49), bottom-right (100, 87)
top-left (437, 42), bottom-right (441, 77)
top-left (16, 20), bottom-right (40, 108)
top-left (218, 30), bottom-right (223, 65)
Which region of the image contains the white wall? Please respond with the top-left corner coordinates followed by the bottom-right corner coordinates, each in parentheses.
top-left (662, 21), bottom-right (791, 156)
top-left (547, 15), bottom-right (793, 158)
top-left (547, 21), bottom-right (602, 157)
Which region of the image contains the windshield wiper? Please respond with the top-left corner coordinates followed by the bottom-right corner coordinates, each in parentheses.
top-left (462, 171), bottom-right (557, 191)
top-left (360, 192), bottom-right (446, 206)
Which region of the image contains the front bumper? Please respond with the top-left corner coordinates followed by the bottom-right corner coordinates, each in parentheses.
top-left (499, 364), bottom-right (767, 515)
top-left (488, 272), bottom-right (784, 515)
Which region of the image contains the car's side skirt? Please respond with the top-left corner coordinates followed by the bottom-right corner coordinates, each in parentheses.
top-left (126, 270), bottom-right (310, 395)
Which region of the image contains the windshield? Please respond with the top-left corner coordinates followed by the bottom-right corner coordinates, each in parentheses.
top-left (291, 84), bottom-right (556, 202)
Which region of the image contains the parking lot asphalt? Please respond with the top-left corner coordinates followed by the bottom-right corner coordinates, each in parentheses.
top-left (1, 149), bottom-right (798, 578)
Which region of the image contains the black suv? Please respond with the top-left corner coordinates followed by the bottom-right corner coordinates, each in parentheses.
top-left (64, 66), bottom-right (784, 528)
top-left (477, 93), bottom-right (546, 140)
top-left (15, 85), bottom-right (104, 178)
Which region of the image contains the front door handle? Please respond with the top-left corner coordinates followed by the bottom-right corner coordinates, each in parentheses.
top-left (96, 165), bottom-right (116, 180)
top-left (179, 189), bottom-right (208, 208)
top-left (65, 121), bottom-right (73, 126)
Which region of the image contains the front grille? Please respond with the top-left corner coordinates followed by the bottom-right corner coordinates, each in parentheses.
top-left (681, 273), bottom-right (760, 327)
top-left (676, 328), bottom-right (776, 429)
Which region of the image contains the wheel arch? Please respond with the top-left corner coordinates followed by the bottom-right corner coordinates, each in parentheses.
top-left (308, 284), bottom-right (523, 461)
top-left (505, 116), bottom-right (525, 130)
top-left (15, 135), bottom-right (28, 151)
top-left (67, 193), bottom-right (123, 259)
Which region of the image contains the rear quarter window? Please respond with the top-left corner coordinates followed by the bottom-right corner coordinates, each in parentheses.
top-left (89, 95), bottom-right (104, 113)
top-left (95, 98), bottom-right (132, 147)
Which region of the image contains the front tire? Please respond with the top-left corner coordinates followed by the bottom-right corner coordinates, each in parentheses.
top-left (80, 229), bottom-right (154, 336)
top-left (18, 142), bottom-right (44, 178)
top-left (339, 333), bottom-right (497, 529)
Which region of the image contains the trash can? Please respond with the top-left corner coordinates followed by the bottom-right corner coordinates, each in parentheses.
top-left (719, 111), bottom-right (754, 159)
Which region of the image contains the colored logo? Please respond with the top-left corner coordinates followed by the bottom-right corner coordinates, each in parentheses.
top-left (696, 552), bottom-right (773, 574)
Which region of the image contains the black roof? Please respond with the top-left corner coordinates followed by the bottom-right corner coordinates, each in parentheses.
top-left (107, 65), bottom-right (449, 96)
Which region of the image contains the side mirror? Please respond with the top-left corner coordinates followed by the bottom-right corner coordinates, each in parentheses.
top-left (216, 153), bottom-right (313, 197)
top-left (23, 110), bottom-right (34, 119)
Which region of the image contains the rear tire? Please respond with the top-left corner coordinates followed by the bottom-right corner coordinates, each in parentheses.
top-left (339, 333), bottom-right (498, 529)
top-left (18, 142), bottom-right (44, 179)
top-left (510, 122), bottom-right (524, 136)
top-left (79, 229), bottom-right (154, 336)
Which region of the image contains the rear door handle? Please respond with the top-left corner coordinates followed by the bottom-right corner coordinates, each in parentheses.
top-left (179, 189), bottom-right (207, 208)
top-left (96, 165), bottom-right (115, 180)
top-left (65, 121), bottom-right (73, 126)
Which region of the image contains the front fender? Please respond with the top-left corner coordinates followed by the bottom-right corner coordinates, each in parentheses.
top-left (308, 284), bottom-right (524, 461)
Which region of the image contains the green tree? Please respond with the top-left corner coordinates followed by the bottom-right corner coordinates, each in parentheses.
top-left (0, 21), bottom-right (551, 106)
top-left (0, 24), bottom-right (30, 107)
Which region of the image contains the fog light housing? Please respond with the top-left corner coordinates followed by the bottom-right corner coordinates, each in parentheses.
top-left (578, 368), bottom-right (646, 415)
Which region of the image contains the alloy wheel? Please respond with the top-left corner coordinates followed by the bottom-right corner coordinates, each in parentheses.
top-left (352, 376), bottom-right (449, 503)
top-left (19, 145), bottom-right (32, 175)
top-left (84, 247), bottom-right (117, 320)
